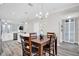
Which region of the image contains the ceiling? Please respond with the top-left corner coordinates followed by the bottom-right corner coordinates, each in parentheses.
top-left (0, 3), bottom-right (79, 24)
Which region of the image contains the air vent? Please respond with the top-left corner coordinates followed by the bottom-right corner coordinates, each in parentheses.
top-left (65, 20), bottom-right (69, 22)
top-left (28, 3), bottom-right (33, 7)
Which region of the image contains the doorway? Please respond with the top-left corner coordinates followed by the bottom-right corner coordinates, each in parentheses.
top-left (62, 18), bottom-right (76, 43)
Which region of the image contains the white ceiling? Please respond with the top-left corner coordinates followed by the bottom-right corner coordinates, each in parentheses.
top-left (0, 3), bottom-right (79, 24)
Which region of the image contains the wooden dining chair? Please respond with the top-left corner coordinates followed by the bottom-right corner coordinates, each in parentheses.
top-left (30, 33), bottom-right (37, 39)
top-left (44, 32), bottom-right (57, 56)
top-left (20, 35), bottom-right (31, 56)
top-left (20, 35), bottom-right (39, 56)
top-left (47, 32), bottom-right (54, 38)
top-left (30, 33), bottom-right (40, 55)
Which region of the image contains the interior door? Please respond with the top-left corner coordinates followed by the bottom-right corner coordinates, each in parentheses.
top-left (63, 19), bottom-right (70, 42)
top-left (62, 18), bottom-right (75, 43)
top-left (69, 19), bottom-right (75, 43)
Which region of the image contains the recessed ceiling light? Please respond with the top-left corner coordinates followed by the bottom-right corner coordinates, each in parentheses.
top-left (25, 22), bottom-right (27, 24)
top-left (5, 22), bottom-right (7, 24)
top-left (36, 14), bottom-right (38, 17)
top-left (39, 12), bottom-right (42, 15)
top-left (67, 16), bottom-right (73, 18)
top-left (45, 12), bottom-right (49, 18)
top-left (46, 12), bottom-right (49, 16)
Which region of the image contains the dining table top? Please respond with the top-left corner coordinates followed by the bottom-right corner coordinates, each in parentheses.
top-left (31, 36), bottom-right (50, 45)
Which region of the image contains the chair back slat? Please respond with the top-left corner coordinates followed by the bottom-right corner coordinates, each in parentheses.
top-left (20, 35), bottom-right (32, 56)
top-left (47, 32), bottom-right (54, 38)
top-left (30, 33), bottom-right (37, 39)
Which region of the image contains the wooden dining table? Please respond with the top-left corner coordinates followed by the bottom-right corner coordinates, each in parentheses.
top-left (21, 34), bottom-right (57, 56)
top-left (31, 36), bottom-right (50, 56)
top-left (31, 36), bottom-right (57, 56)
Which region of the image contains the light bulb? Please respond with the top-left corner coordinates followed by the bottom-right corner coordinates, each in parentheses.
top-left (45, 15), bottom-right (47, 18)
top-left (45, 12), bottom-right (49, 18)
top-left (39, 12), bottom-right (42, 15)
top-left (36, 14), bottom-right (38, 17)
top-left (25, 22), bottom-right (27, 24)
top-left (46, 12), bottom-right (49, 16)
top-left (67, 16), bottom-right (72, 18)
top-left (8, 25), bottom-right (10, 28)
top-left (5, 22), bottom-right (7, 24)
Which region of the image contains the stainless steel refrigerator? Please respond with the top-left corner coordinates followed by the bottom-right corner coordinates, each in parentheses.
top-left (0, 19), bottom-right (2, 55)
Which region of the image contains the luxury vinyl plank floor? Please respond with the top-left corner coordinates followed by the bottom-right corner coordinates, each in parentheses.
top-left (1, 40), bottom-right (79, 56)
top-left (1, 40), bottom-right (22, 56)
top-left (58, 42), bottom-right (79, 56)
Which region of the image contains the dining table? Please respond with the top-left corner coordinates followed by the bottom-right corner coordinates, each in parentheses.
top-left (21, 34), bottom-right (57, 56)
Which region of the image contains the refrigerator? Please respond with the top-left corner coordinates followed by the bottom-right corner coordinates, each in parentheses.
top-left (0, 19), bottom-right (3, 55)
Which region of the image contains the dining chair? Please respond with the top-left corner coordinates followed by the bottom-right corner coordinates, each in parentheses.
top-left (30, 33), bottom-right (37, 39)
top-left (20, 35), bottom-right (39, 56)
top-left (20, 35), bottom-right (25, 56)
top-left (30, 33), bottom-right (40, 55)
top-left (47, 32), bottom-right (54, 38)
top-left (44, 32), bottom-right (57, 56)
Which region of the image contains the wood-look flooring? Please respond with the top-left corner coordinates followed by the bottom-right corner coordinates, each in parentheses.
top-left (1, 40), bottom-right (79, 56)
top-left (1, 40), bottom-right (22, 56)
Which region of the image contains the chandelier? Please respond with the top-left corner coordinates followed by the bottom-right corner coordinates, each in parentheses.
top-left (36, 11), bottom-right (49, 19)
top-left (35, 4), bottom-right (49, 19)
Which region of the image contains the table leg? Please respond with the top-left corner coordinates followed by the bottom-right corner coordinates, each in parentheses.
top-left (55, 39), bottom-right (57, 55)
top-left (39, 45), bottom-right (43, 56)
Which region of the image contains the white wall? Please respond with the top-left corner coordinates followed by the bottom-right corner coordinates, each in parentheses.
top-left (34, 22), bottom-right (39, 32)
top-left (23, 23), bottom-right (28, 32)
top-left (26, 22), bottom-right (34, 33)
